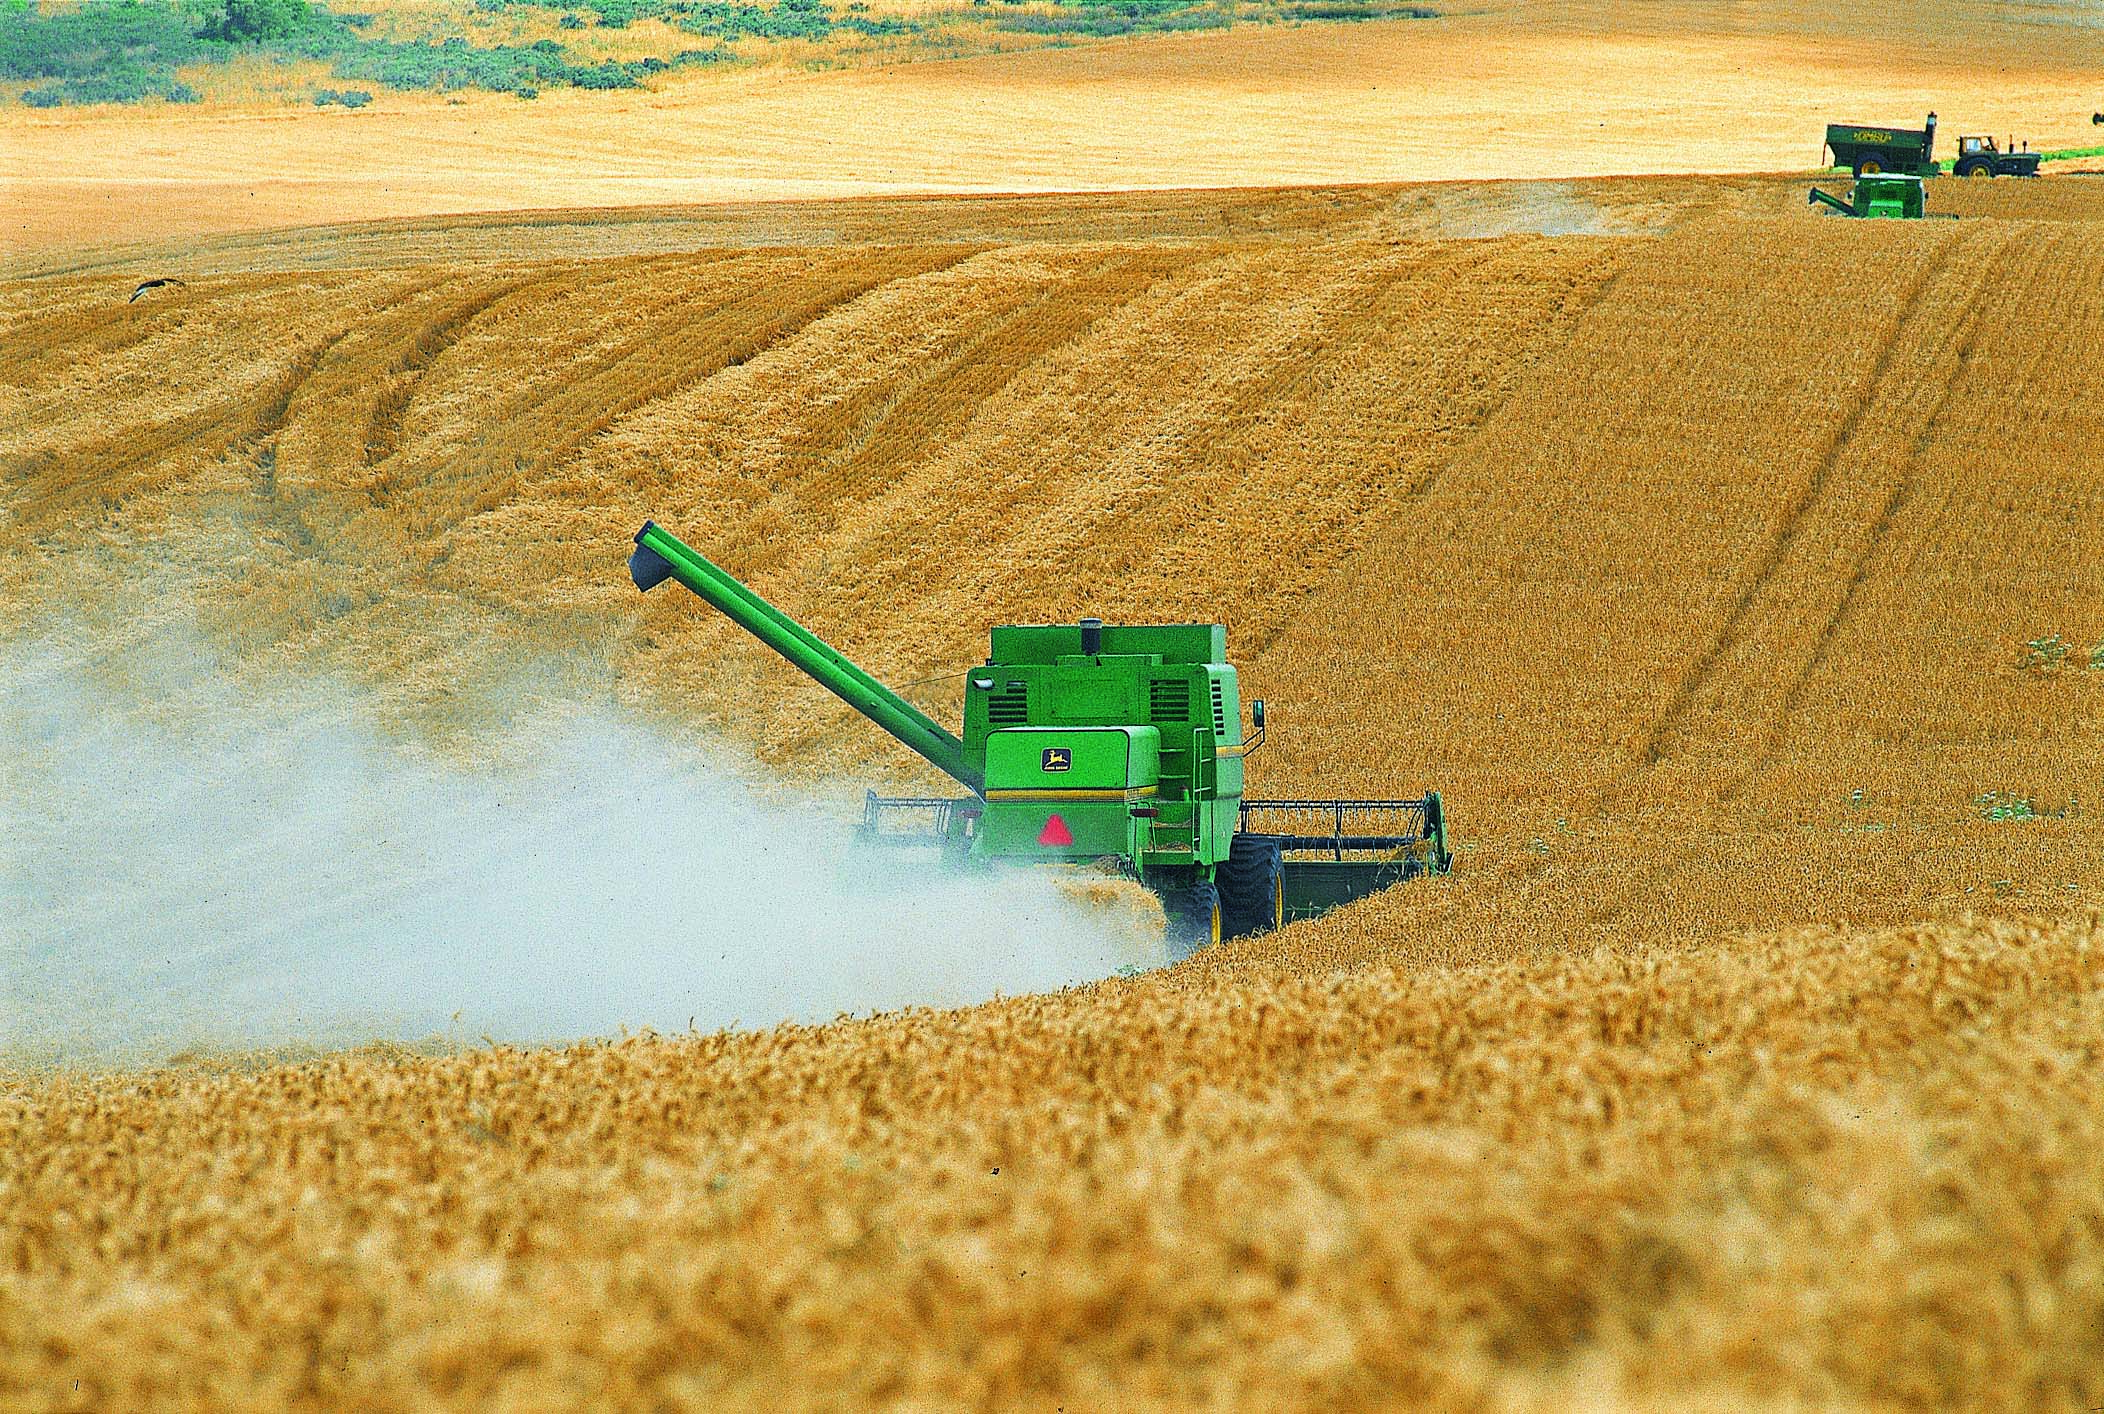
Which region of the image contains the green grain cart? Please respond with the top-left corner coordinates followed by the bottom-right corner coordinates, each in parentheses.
top-left (1825, 113), bottom-right (1940, 177)
top-left (629, 521), bottom-right (1449, 952)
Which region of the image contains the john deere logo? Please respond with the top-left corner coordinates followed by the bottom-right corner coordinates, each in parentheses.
top-left (1041, 747), bottom-right (1071, 773)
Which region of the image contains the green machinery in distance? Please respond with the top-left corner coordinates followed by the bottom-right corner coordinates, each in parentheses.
top-left (1948, 134), bottom-right (2040, 179)
top-left (1808, 173), bottom-right (1929, 219)
top-left (1824, 113), bottom-right (1942, 178)
top-left (1823, 111), bottom-right (2040, 179)
top-left (629, 521), bottom-right (1449, 952)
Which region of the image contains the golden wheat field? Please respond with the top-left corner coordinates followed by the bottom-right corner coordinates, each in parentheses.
top-left (6, 165), bottom-right (2104, 1407)
top-left (8, 0), bottom-right (2104, 1401)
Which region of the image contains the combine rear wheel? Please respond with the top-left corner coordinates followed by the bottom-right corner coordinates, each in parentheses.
top-left (1220, 833), bottom-right (1285, 939)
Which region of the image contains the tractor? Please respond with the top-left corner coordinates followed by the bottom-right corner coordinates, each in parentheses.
top-left (627, 521), bottom-right (1450, 952)
top-left (1950, 134), bottom-right (2041, 179)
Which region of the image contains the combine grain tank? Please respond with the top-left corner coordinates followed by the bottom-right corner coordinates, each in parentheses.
top-left (628, 521), bottom-right (1450, 953)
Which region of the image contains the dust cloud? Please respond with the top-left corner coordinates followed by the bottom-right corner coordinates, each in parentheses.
top-left (1439, 183), bottom-right (1628, 239)
top-left (1, 632), bottom-right (1165, 1068)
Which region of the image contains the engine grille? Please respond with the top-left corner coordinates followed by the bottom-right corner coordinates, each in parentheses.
top-left (987, 686), bottom-right (1030, 724)
top-left (1148, 679), bottom-right (1191, 723)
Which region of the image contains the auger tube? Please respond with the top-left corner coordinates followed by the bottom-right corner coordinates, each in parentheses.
top-left (1808, 186), bottom-right (1856, 216)
top-left (630, 521), bottom-right (983, 794)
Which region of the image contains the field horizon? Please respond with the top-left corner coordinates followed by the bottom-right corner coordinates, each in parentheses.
top-left (9, 0), bottom-right (2104, 254)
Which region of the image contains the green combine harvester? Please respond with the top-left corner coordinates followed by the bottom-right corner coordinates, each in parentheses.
top-left (628, 521), bottom-right (1450, 952)
top-left (1808, 173), bottom-right (1929, 219)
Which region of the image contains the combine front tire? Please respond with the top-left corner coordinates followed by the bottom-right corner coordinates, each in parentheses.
top-left (1166, 881), bottom-right (1223, 959)
top-left (1220, 833), bottom-right (1285, 939)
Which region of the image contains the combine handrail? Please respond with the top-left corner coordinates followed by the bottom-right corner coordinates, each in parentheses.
top-left (631, 521), bottom-right (983, 793)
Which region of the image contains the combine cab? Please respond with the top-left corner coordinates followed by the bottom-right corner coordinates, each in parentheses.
top-left (630, 521), bottom-right (1450, 953)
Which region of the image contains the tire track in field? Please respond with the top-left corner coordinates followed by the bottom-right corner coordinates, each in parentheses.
top-left (357, 272), bottom-right (589, 471)
top-left (361, 256), bottom-right (808, 522)
top-left (817, 246), bottom-right (1199, 505)
top-left (349, 250), bottom-right (753, 479)
top-left (246, 270), bottom-right (580, 560)
top-left (413, 247), bottom-right (984, 554)
top-left (0, 274), bottom-right (441, 537)
top-left (5, 325), bottom-right (354, 539)
top-left (1741, 223), bottom-right (2032, 785)
top-left (1586, 223), bottom-right (2019, 926)
top-left (1632, 228), bottom-right (1963, 771)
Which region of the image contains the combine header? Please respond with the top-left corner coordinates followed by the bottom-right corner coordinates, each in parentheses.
top-left (629, 521), bottom-right (1449, 952)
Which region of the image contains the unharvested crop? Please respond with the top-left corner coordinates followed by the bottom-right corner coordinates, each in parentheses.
top-left (5, 913), bottom-right (2102, 1408)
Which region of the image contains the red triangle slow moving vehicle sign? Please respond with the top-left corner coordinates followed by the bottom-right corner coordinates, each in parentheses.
top-left (1037, 813), bottom-right (1074, 848)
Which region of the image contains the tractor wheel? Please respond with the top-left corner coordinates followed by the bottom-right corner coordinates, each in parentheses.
top-left (1166, 881), bottom-right (1223, 959)
top-left (1219, 833), bottom-right (1285, 939)
top-left (1958, 159), bottom-right (1994, 179)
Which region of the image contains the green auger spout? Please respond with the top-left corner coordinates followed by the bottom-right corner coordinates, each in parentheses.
top-left (629, 521), bottom-right (983, 793)
top-left (1807, 186), bottom-right (1857, 217)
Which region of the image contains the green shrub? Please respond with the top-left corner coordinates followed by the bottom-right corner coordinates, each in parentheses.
top-left (0, 0), bottom-right (209, 83)
top-left (569, 60), bottom-right (639, 88)
top-left (18, 62), bottom-right (163, 104)
top-left (1976, 790), bottom-right (2040, 822)
top-left (196, 0), bottom-right (320, 44)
